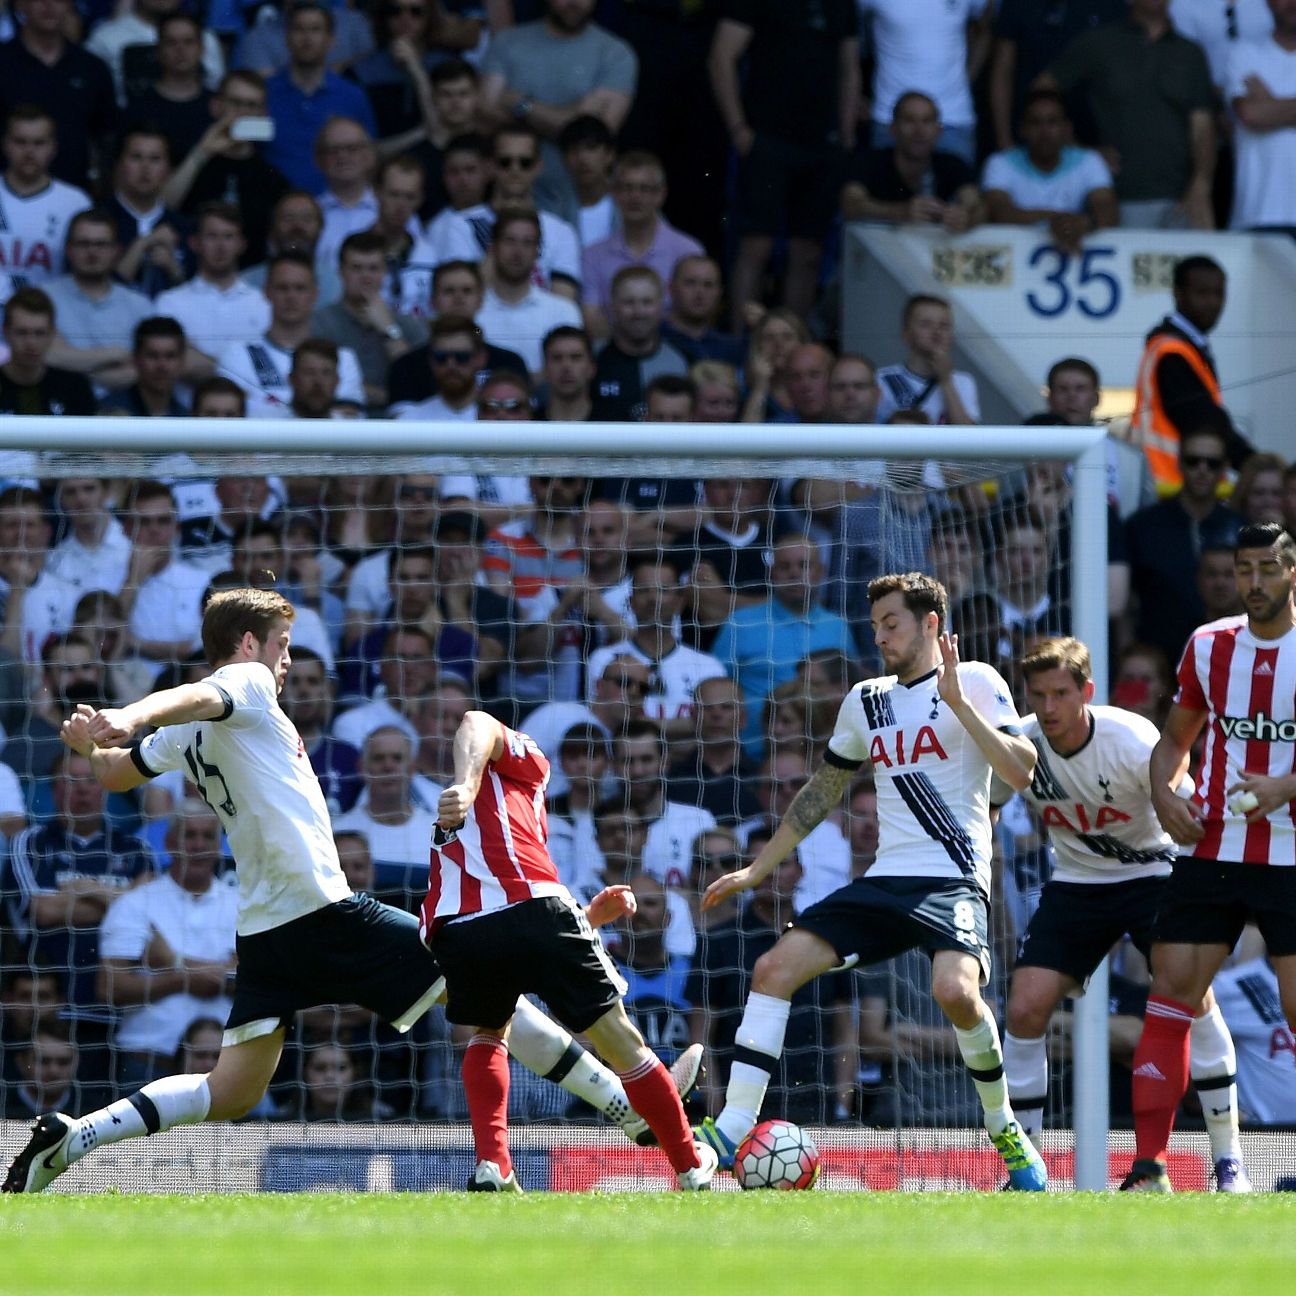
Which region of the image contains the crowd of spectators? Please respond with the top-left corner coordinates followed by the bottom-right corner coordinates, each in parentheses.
top-left (1, 0), bottom-right (1295, 1131)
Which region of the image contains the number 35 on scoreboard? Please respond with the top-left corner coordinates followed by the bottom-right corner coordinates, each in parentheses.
top-left (1024, 245), bottom-right (1121, 320)
top-left (929, 242), bottom-right (1124, 321)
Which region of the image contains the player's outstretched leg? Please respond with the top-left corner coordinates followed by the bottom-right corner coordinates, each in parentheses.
top-left (2, 1032), bottom-right (282, 1194)
top-left (506, 997), bottom-right (703, 1145)
top-left (584, 1003), bottom-right (715, 1190)
top-left (1189, 998), bottom-right (1251, 1193)
top-left (933, 953), bottom-right (1047, 1192)
top-left (695, 991), bottom-right (788, 1171)
top-left (697, 929), bottom-right (836, 1171)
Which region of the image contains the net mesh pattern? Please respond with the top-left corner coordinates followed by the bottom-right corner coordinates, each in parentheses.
top-left (0, 443), bottom-right (1288, 1190)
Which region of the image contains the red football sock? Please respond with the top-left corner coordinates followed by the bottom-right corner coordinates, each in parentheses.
top-left (1132, 995), bottom-right (1195, 1163)
top-left (463, 1034), bottom-right (511, 1177)
top-left (620, 1055), bottom-right (699, 1175)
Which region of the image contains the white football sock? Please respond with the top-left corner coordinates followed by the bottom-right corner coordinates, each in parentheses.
top-left (1003, 1031), bottom-right (1048, 1141)
top-left (66, 1074), bottom-right (211, 1166)
top-left (507, 997), bottom-right (633, 1125)
top-left (954, 1008), bottom-right (1012, 1137)
top-left (1190, 1003), bottom-right (1243, 1163)
top-left (717, 992), bottom-right (790, 1146)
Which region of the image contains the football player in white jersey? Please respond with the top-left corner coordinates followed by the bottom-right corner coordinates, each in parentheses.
top-left (999, 636), bottom-right (1250, 1192)
top-left (3, 588), bottom-right (700, 1194)
top-left (695, 571), bottom-right (1049, 1189)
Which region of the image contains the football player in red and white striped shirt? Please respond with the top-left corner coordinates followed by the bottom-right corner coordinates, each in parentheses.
top-left (1125, 522), bottom-right (1296, 1191)
top-left (421, 710), bottom-right (717, 1191)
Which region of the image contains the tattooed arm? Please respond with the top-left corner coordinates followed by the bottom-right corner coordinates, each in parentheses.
top-left (702, 762), bottom-right (855, 911)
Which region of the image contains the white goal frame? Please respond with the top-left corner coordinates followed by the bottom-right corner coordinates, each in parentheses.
top-left (0, 416), bottom-right (1112, 1190)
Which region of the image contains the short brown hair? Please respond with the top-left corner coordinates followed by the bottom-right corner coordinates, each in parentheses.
top-left (1020, 636), bottom-right (1092, 689)
top-left (192, 375), bottom-right (247, 416)
top-left (492, 206), bottom-right (541, 243)
top-left (611, 265), bottom-right (662, 299)
top-left (4, 287), bottom-right (54, 327)
top-left (866, 571), bottom-right (948, 631)
top-left (429, 313), bottom-right (483, 346)
top-left (339, 230), bottom-right (387, 263)
top-left (292, 337), bottom-right (339, 369)
top-left (902, 293), bottom-right (951, 327)
top-left (201, 587), bottom-right (295, 666)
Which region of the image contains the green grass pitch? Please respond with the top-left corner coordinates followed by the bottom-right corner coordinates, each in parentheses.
top-left (2, 1193), bottom-right (1294, 1296)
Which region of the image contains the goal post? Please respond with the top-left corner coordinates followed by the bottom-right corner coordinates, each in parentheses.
top-left (0, 416), bottom-right (1112, 1189)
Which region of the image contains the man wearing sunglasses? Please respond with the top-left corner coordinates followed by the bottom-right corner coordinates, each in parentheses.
top-left (436, 125), bottom-right (582, 301)
top-left (1126, 426), bottom-right (1244, 669)
top-left (393, 314), bottom-right (484, 421)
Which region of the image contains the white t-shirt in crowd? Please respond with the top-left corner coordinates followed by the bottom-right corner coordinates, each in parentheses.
top-left (128, 559), bottom-right (212, 653)
top-left (395, 395), bottom-right (478, 421)
top-left (331, 801), bottom-right (439, 892)
top-left (1171, 0), bottom-right (1273, 89)
top-left (344, 548), bottom-right (395, 620)
top-left (98, 873), bottom-right (239, 1053)
top-left (475, 285), bottom-right (582, 372)
top-left (578, 195), bottom-right (617, 249)
top-left (0, 760), bottom-right (25, 819)
top-left (981, 146), bottom-right (1113, 216)
top-left (516, 699), bottom-right (608, 799)
top-left (45, 516), bottom-right (133, 598)
top-left (154, 277), bottom-right (272, 359)
top-left (860, 0), bottom-right (988, 128)
top-left (332, 696), bottom-right (419, 751)
top-left (1227, 37), bottom-right (1296, 229)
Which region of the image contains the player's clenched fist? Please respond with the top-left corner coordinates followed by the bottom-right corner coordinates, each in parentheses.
top-left (86, 709), bottom-right (140, 748)
top-left (1152, 787), bottom-right (1205, 845)
top-left (60, 705), bottom-right (97, 757)
top-left (437, 783), bottom-right (474, 828)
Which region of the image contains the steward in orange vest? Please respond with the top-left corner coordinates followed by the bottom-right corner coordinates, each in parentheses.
top-left (1130, 256), bottom-right (1252, 494)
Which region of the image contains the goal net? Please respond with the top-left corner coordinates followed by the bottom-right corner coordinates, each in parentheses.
top-left (14, 417), bottom-right (1274, 1194)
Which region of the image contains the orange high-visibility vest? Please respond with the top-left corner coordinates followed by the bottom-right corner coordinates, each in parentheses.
top-left (1130, 333), bottom-right (1222, 495)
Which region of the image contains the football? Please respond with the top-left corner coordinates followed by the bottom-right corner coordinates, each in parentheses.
top-left (733, 1120), bottom-right (820, 1190)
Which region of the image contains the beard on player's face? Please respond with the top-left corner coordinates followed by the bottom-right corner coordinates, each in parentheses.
top-left (1245, 587), bottom-right (1291, 624)
top-left (882, 625), bottom-right (936, 681)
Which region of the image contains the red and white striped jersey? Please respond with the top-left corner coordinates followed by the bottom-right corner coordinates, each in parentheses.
top-left (1175, 615), bottom-right (1296, 866)
top-left (418, 722), bottom-right (570, 937)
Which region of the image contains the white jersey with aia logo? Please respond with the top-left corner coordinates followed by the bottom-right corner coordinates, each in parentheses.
top-left (1175, 615), bottom-right (1296, 866)
top-left (825, 661), bottom-right (1021, 895)
top-left (1005, 706), bottom-right (1179, 884)
top-left (0, 177), bottom-right (92, 303)
top-left (419, 722), bottom-right (571, 937)
top-left (134, 661), bottom-right (350, 936)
